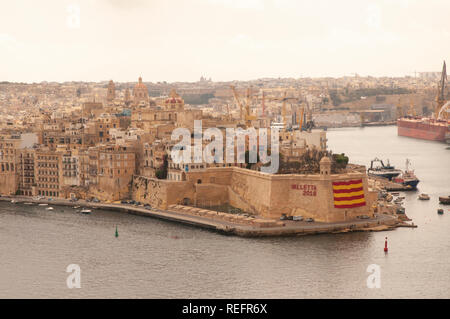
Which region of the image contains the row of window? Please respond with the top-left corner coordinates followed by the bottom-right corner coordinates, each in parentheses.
top-left (37, 163), bottom-right (58, 168)
top-left (1, 163), bottom-right (14, 171)
top-left (38, 177), bottom-right (58, 182)
top-left (100, 168), bottom-right (128, 175)
top-left (99, 154), bottom-right (129, 160)
top-left (38, 184), bottom-right (59, 189)
top-left (37, 156), bottom-right (58, 160)
top-left (38, 190), bottom-right (59, 197)
top-left (38, 170), bottom-right (59, 176)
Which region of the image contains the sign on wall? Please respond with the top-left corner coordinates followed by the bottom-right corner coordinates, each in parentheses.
top-left (291, 184), bottom-right (317, 196)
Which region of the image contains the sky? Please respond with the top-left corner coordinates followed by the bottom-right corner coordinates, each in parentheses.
top-left (1, 0), bottom-right (450, 83)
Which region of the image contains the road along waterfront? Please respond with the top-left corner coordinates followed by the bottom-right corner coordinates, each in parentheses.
top-left (0, 196), bottom-right (398, 237)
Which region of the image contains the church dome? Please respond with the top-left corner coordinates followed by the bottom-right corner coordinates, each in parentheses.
top-left (165, 89), bottom-right (184, 104)
top-left (134, 76), bottom-right (147, 90)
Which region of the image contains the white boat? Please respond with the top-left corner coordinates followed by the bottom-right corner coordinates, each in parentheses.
top-left (80, 209), bottom-right (92, 214)
top-left (73, 206), bottom-right (80, 209)
top-left (46, 207), bottom-right (54, 210)
top-left (24, 202), bottom-right (33, 205)
top-left (38, 203), bottom-right (48, 206)
top-left (11, 200), bottom-right (17, 204)
top-left (418, 193), bottom-right (430, 200)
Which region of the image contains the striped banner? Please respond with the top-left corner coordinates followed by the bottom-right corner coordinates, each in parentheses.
top-left (332, 179), bottom-right (366, 208)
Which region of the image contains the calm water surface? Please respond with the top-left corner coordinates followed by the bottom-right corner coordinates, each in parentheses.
top-left (1, 126), bottom-right (449, 298)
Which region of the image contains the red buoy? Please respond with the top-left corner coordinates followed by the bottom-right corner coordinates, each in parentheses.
top-left (384, 237), bottom-right (388, 253)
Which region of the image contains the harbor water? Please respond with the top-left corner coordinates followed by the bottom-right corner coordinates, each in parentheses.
top-left (0, 126), bottom-right (449, 298)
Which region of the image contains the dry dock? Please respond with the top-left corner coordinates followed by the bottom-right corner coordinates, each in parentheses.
top-left (0, 196), bottom-right (401, 237)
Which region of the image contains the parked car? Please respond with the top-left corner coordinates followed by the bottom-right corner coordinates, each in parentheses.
top-left (292, 216), bottom-right (303, 221)
top-left (359, 215), bottom-right (370, 219)
top-left (144, 204), bottom-right (152, 210)
top-left (305, 218), bottom-right (314, 222)
top-left (92, 198), bottom-right (100, 203)
top-left (280, 214), bottom-right (288, 221)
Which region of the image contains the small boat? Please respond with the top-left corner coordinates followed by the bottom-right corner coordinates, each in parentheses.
top-left (38, 203), bottom-right (48, 206)
top-left (23, 202), bottom-right (33, 205)
top-left (439, 196), bottom-right (450, 205)
top-left (11, 200), bottom-right (17, 204)
top-left (73, 206), bottom-right (80, 209)
top-left (80, 209), bottom-right (92, 214)
top-left (437, 209), bottom-right (444, 215)
top-left (46, 207), bottom-right (54, 210)
top-left (418, 194), bottom-right (430, 200)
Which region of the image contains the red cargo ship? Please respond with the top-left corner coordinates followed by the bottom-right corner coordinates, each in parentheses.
top-left (397, 61), bottom-right (450, 142)
top-left (397, 117), bottom-right (449, 142)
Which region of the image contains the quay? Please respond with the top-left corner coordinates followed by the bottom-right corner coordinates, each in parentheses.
top-left (369, 176), bottom-right (415, 192)
top-left (0, 195), bottom-right (402, 237)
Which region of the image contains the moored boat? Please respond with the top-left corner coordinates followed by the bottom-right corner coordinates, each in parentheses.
top-left (398, 61), bottom-right (450, 142)
top-left (418, 193), bottom-right (430, 200)
top-left (439, 196), bottom-right (450, 205)
top-left (80, 208), bottom-right (92, 214)
top-left (367, 158), bottom-right (402, 180)
top-left (393, 159), bottom-right (420, 189)
top-left (46, 207), bottom-right (54, 210)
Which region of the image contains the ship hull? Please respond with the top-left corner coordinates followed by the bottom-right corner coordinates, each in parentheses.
top-left (397, 118), bottom-right (449, 142)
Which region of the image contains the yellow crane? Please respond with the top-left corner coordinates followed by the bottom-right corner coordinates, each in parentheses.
top-left (299, 107), bottom-right (305, 131)
top-left (244, 87), bottom-right (257, 128)
top-left (230, 85), bottom-right (256, 128)
top-left (396, 98), bottom-right (403, 118)
top-left (281, 91), bottom-right (287, 132)
top-left (409, 98), bottom-right (416, 117)
top-left (226, 103), bottom-right (231, 121)
top-left (230, 85), bottom-right (244, 122)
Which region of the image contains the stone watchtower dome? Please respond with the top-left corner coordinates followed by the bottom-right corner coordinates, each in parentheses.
top-left (164, 88), bottom-right (184, 111)
top-left (320, 156), bottom-right (332, 175)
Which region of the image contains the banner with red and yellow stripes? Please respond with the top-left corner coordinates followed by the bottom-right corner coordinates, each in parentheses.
top-left (332, 179), bottom-right (366, 208)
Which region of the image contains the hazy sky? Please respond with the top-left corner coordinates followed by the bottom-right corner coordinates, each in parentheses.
top-left (1, 0), bottom-right (450, 83)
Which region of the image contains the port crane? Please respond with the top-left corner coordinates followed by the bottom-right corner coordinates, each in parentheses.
top-left (230, 85), bottom-right (257, 128)
top-left (225, 103), bottom-right (232, 121)
top-left (396, 98), bottom-right (403, 118)
top-left (409, 98), bottom-right (416, 117)
top-left (436, 61), bottom-right (449, 120)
